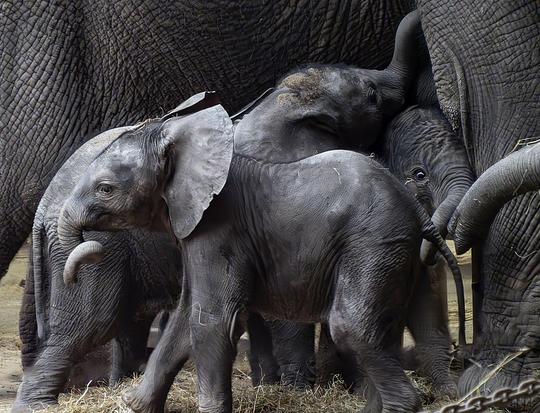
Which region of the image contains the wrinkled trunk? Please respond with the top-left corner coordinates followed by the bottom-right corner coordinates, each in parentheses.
top-left (57, 200), bottom-right (105, 284)
top-left (421, 175), bottom-right (474, 263)
top-left (450, 143), bottom-right (540, 254)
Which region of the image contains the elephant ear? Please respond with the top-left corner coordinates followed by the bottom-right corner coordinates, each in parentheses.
top-left (160, 105), bottom-right (234, 240)
top-left (161, 91), bottom-right (220, 121)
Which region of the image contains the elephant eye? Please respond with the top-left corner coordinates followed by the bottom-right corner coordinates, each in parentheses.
top-left (412, 168), bottom-right (427, 181)
top-left (97, 183), bottom-right (113, 195)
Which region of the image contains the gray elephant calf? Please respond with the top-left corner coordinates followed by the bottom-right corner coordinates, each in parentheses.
top-left (58, 102), bottom-right (465, 413)
top-left (12, 128), bottom-right (183, 412)
top-left (377, 105), bottom-right (474, 395)
top-left (12, 99), bottom-right (315, 412)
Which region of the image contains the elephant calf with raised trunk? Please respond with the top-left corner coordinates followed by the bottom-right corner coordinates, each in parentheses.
top-left (57, 99), bottom-right (466, 413)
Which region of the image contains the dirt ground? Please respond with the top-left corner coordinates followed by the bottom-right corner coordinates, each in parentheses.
top-left (0, 243), bottom-right (474, 412)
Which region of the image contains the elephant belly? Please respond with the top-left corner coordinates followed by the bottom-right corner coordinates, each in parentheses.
top-left (250, 266), bottom-right (334, 323)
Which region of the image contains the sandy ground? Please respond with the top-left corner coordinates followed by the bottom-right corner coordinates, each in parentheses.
top-left (0, 245), bottom-right (27, 412)
top-left (0, 243), bottom-right (473, 412)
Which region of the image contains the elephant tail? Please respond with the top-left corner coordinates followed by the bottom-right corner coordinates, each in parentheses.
top-left (19, 218), bottom-right (48, 368)
top-left (32, 219), bottom-right (49, 345)
top-left (420, 211), bottom-right (467, 348)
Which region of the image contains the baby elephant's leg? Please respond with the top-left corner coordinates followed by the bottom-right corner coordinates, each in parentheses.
top-left (407, 264), bottom-right (457, 398)
top-left (123, 302), bottom-right (191, 413)
top-left (110, 317), bottom-right (154, 385)
top-left (328, 255), bottom-right (421, 413)
top-left (268, 319), bottom-right (316, 389)
top-left (191, 304), bottom-right (244, 413)
top-left (246, 312), bottom-right (280, 386)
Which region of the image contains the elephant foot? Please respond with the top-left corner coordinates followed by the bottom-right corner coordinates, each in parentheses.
top-left (122, 385), bottom-right (165, 413)
top-left (251, 372), bottom-right (279, 387)
top-left (432, 380), bottom-right (458, 400)
top-left (280, 363), bottom-right (315, 390)
top-left (12, 383), bottom-right (57, 412)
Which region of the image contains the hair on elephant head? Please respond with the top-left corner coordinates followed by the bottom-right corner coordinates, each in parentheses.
top-left (58, 104), bottom-right (234, 285)
top-left (233, 11), bottom-right (422, 161)
top-left (377, 105), bottom-right (475, 262)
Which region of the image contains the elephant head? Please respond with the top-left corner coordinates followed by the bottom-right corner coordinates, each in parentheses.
top-left (378, 105), bottom-right (475, 259)
top-left (449, 142), bottom-right (540, 254)
top-left (58, 104), bottom-right (234, 284)
top-left (234, 11), bottom-right (421, 160)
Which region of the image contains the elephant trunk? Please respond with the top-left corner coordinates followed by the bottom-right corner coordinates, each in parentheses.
top-left (387, 10), bottom-right (421, 84)
top-left (421, 173), bottom-right (474, 263)
top-left (449, 143), bottom-right (540, 254)
top-left (63, 241), bottom-right (104, 285)
top-left (380, 11), bottom-right (421, 118)
top-left (58, 200), bottom-right (105, 285)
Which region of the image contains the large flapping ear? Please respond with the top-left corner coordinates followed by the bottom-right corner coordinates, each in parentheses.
top-left (161, 91), bottom-right (220, 121)
top-left (160, 105), bottom-right (234, 240)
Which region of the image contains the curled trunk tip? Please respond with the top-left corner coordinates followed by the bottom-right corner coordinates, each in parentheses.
top-left (63, 241), bottom-right (105, 285)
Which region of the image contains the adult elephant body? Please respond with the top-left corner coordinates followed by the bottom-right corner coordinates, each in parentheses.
top-left (418, 0), bottom-right (539, 406)
top-left (0, 0), bottom-right (416, 278)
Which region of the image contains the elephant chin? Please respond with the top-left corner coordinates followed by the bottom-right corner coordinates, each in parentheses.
top-left (63, 241), bottom-right (105, 285)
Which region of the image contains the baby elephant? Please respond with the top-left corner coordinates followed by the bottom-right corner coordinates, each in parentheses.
top-left (377, 105), bottom-right (475, 395)
top-left (59, 102), bottom-right (465, 412)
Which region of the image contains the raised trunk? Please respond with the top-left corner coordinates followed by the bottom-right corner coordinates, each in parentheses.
top-left (449, 143), bottom-right (540, 254)
top-left (57, 200), bottom-right (105, 284)
top-left (388, 10), bottom-right (421, 82)
top-left (379, 10), bottom-right (421, 118)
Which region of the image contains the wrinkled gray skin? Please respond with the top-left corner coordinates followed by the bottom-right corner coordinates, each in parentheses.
top-left (12, 129), bottom-right (183, 412)
top-left (58, 103), bottom-right (465, 413)
top-left (11, 120), bottom-right (311, 412)
top-left (0, 0), bottom-right (418, 281)
top-left (418, 1), bottom-right (539, 407)
top-left (317, 106), bottom-right (474, 398)
top-left (378, 105), bottom-right (474, 395)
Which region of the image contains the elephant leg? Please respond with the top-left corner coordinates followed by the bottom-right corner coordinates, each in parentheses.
top-left (123, 303), bottom-right (191, 413)
top-left (317, 322), bottom-right (364, 393)
top-left (328, 259), bottom-right (421, 413)
top-left (246, 312), bottom-right (279, 386)
top-left (12, 337), bottom-right (76, 411)
top-left (110, 317), bottom-right (154, 386)
top-left (407, 266), bottom-right (457, 399)
top-left (191, 306), bottom-right (243, 413)
top-left (268, 319), bottom-right (315, 389)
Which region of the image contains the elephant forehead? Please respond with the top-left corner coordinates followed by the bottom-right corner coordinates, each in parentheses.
top-left (101, 145), bottom-right (145, 169)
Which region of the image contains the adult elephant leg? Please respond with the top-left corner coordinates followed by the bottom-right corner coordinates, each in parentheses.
top-left (246, 313), bottom-right (279, 386)
top-left (328, 254), bottom-right (421, 412)
top-left (407, 263), bottom-right (457, 398)
top-left (123, 299), bottom-right (191, 413)
top-left (110, 316), bottom-right (154, 386)
top-left (268, 320), bottom-right (315, 389)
